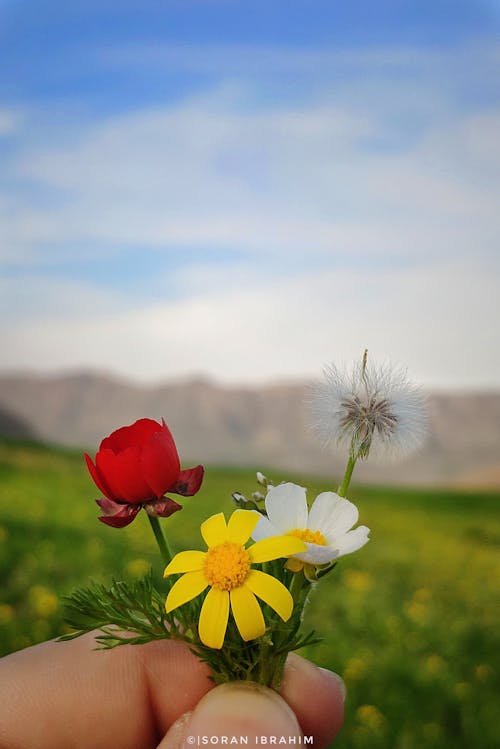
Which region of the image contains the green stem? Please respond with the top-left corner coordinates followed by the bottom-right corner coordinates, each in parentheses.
top-left (147, 514), bottom-right (173, 566)
top-left (337, 453), bottom-right (357, 497)
top-left (258, 571), bottom-right (307, 689)
top-left (290, 570), bottom-right (306, 601)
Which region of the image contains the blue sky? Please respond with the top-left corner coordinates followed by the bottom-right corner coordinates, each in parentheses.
top-left (1, 1), bottom-right (499, 387)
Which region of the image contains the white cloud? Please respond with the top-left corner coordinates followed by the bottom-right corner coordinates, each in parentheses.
top-left (0, 275), bottom-right (127, 322)
top-left (94, 41), bottom-right (459, 79)
top-left (0, 108), bottom-right (20, 136)
top-left (2, 88), bottom-right (498, 270)
top-left (1, 260), bottom-right (498, 388)
top-left (1, 41), bottom-right (499, 386)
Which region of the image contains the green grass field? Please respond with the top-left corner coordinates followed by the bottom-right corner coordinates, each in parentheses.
top-left (1, 440), bottom-right (499, 749)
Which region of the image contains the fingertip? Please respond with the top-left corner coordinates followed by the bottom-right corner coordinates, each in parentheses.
top-left (281, 654), bottom-right (345, 748)
top-left (159, 682), bottom-right (301, 749)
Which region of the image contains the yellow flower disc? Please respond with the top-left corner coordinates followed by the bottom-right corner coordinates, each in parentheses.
top-left (203, 542), bottom-right (251, 591)
top-left (289, 528), bottom-right (327, 545)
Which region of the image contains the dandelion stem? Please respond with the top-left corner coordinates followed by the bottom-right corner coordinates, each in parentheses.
top-left (147, 515), bottom-right (173, 566)
top-left (337, 453), bottom-right (357, 497)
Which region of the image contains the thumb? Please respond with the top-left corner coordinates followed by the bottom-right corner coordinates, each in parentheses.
top-left (159, 682), bottom-right (302, 749)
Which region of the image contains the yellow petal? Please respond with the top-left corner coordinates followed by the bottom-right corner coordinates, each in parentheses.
top-left (198, 587), bottom-right (229, 649)
top-left (245, 570), bottom-right (294, 622)
top-left (166, 571), bottom-right (208, 612)
top-left (227, 509), bottom-right (259, 545)
top-left (248, 535), bottom-right (307, 563)
top-left (230, 585), bottom-right (266, 641)
top-left (201, 513), bottom-right (228, 548)
top-left (164, 550), bottom-right (206, 577)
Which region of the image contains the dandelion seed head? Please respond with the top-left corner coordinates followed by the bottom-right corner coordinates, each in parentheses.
top-left (309, 354), bottom-right (427, 462)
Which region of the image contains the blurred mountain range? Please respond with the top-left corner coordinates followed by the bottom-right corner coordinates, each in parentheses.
top-left (1, 371), bottom-right (499, 488)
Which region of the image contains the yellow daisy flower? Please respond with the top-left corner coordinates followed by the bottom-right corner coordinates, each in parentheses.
top-left (164, 509), bottom-right (306, 649)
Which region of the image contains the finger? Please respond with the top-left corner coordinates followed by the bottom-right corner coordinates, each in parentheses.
top-left (160, 657), bottom-right (345, 749)
top-left (0, 632), bottom-right (212, 749)
top-left (159, 682), bottom-right (302, 749)
top-left (0, 635), bottom-right (344, 749)
top-left (280, 653), bottom-right (345, 747)
top-left (160, 654), bottom-right (344, 749)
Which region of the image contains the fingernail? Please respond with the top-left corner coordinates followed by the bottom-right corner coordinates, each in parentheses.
top-left (318, 667), bottom-right (347, 703)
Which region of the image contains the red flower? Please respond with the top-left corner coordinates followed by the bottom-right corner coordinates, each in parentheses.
top-left (84, 418), bottom-right (204, 528)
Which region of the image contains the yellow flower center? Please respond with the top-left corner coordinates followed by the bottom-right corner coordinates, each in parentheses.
top-left (203, 542), bottom-right (251, 591)
top-left (289, 528), bottom-right (327, 545)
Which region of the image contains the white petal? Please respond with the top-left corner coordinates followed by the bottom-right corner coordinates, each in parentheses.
top-left (265, 483), bottom-right (308, 533)
top-left (329, 526), bottom-right (370, 557)
top-left (251, 513), bottom-right (277, 542)
top-left (295, 543), bottom-right (339, 564)
top-left (308, 492), bottom-right (359, 539)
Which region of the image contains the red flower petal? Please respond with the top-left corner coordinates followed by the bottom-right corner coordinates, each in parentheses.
top-left (148, 497), bottom-right (183, 517)
top-left (140, 423), bottom-right (180, 498)
top-left (84, 452), bottom-right (114, 499)
top-left (96, 448), bottom-right (156, 504)
top-left (95, 448), bottom-right (128, 502)
top-left (168, 465), bottom-right (205, 497)
top-left (100, 418), bottom-right (162, 454)
top-left (109, 446), bottom-right (155, 504)
top-left (96, 498), bottom-right (141, 528)
top-left (96, 497), bottom-right (123, 514)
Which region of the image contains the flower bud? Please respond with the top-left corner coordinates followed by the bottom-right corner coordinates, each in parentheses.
top-left (232, 492), bottom-right (248, 508)
top-left (252, 491), bottom-right (265, 502)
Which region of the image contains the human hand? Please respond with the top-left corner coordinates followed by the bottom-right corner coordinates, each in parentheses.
top-left (0, 633), bottom-right (345, 749)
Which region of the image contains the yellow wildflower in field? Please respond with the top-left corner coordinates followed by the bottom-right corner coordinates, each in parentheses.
top-left (0, 604), bottom-right (14, 624)
top-left (126, 558), bottom-right (151, 577)
top-left (344, 656), bottom-right (367, 683)
top-left (425, 654), bottom-right (445, 675)
top-left (86, 538), bottom-right (104, 559)
top-left (404, 599), bottom-right (429, 624)
top-left (454, 681), bottom-right (471, 699)
top-left (345, 570), bottom-right (373, 592)
top-left (28, 585), bottom-right (58, 618)
top-left (475, 664), bottom-right (492, 682)
top-left (413, 587), bottom-right (431, 602)
top-left (164, 509), bottom-right (306, 649)
top-left (356, 704), bottom-right (386, 733)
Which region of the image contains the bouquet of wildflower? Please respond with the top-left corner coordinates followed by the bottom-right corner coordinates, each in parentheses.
top-left (62, 352), bottom-right (426, 689)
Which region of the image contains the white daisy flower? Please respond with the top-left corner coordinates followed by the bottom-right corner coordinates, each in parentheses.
top-left (251, 482), bottom-right (370, 566)
top-left (309, 352), bottom-right (427, 461)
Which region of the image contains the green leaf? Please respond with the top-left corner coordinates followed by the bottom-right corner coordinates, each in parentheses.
top-left (60, 571), bottom-right (187, 648)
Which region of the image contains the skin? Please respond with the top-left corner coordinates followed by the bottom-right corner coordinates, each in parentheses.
top-left (0, 633), bottom-right (345, 749)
